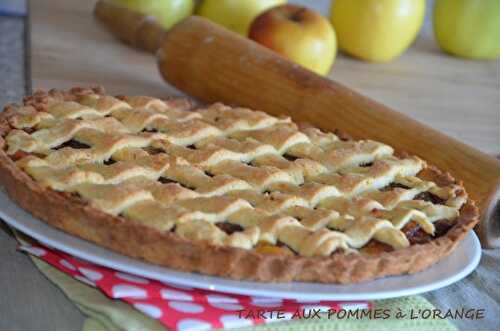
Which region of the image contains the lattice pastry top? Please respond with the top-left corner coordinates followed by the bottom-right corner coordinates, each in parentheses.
top-left (3, 88), bottom-right (469, 257)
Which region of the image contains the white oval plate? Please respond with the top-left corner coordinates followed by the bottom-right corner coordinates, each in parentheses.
top-left (0, 190), bottom-right (481, 301)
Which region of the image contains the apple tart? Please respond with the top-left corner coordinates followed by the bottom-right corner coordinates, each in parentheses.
top-left (0, 87), bottom-right (479, 283)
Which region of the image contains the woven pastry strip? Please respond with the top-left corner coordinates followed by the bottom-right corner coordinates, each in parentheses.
top-left (5, 90), bottom-right (467, 257)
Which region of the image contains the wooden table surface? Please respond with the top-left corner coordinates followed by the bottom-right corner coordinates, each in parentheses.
top-left (32, 0), bottom-right (500, 155)
top-left (0, 0), bottom-right (498, 330)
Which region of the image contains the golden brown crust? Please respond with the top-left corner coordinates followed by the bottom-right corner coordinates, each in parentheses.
top-left (0, 87), bottom-right (479, 283)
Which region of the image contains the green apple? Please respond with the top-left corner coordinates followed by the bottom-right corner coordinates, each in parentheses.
top-left (434, 0), bottom-right (500, 59)
top-left (196, 0), bottom-right (287, 36)
top-left (249, 4), bottom-right (337, 75)
top-left (112, 0), bottom-right (194, 29)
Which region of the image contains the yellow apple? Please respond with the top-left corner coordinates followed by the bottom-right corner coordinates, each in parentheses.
top-left (249, 4), bottom-right (337, 75)
top-left (331, 0), bottom-right (425, 62)
top-left (112, 0), bottom-right (194, 29)
top-left (196, 0), bottom-right (287, 36)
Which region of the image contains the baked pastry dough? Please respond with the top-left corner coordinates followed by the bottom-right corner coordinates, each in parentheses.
top-left (0, 87), bottom-right (479, 283)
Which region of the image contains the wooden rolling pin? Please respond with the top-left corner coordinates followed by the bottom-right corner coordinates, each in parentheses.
top-left (95, 0), bottom-right (500, 248)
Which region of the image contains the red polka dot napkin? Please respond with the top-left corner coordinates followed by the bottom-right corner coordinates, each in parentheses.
top-left (19, 243), bottom-right (371, 331)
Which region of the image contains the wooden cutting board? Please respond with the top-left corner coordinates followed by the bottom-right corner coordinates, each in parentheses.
top-left (30, 0), bottom-right (500, 156)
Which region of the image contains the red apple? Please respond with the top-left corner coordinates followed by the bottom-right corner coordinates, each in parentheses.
top-left (249, 4), bottom-right (337, 75)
